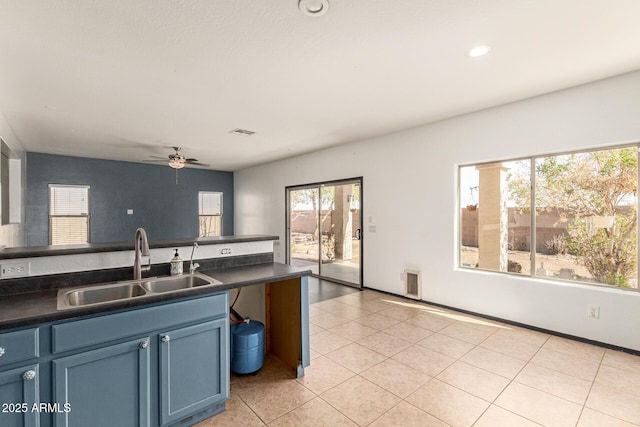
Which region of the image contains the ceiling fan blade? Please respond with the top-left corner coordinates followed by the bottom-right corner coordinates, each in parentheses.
top-left (185, 161), bottom-right (210, 167)
top-left (143, 159), bottom-right (169, 163)
top-left (147, 155), bottom-right (169, 160)
top-left (185, 158), bottom-right (199, 162)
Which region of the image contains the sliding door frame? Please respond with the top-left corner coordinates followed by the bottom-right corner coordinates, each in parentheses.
top-left (286, 177), bottom-right (363, 289)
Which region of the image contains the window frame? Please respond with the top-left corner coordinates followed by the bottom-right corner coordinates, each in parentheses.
top-left (457, 143), bottom-right (639, 292)
top-left (48, 184), bottom-right (90, 245)
top-left (198, 191), bottom-right (223, 237)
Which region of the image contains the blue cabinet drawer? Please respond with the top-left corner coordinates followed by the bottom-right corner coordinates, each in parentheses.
top-left (52, 293), bottom-right (228, 354)
top-left (0, 328), bottom-right (39, 367)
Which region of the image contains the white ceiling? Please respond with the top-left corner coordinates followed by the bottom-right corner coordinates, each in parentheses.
top-left (1, 1), bottom-right (640, 171)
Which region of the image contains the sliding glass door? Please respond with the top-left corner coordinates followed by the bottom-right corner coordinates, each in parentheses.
top-left (287, 178), bottom-right (362, 288)
top-left (288, 187), bottom-right (321, 275)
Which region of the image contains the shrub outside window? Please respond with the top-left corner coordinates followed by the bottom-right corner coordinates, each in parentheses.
top-left (459, 145), bottom-right (638, 290)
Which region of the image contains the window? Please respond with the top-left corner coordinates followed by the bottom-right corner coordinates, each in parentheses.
top-left (459, 145), bottom-right (638, 290)
top-left (49, 184), bottom-right (90, 245)
top-left (199, 192), bottom-right (222, 237)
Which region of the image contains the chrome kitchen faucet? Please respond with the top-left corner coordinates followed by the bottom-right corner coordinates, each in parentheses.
top-left (189, 242), bottom-right (200, 274)
top-left (134, 228), bottom-right (151, 280)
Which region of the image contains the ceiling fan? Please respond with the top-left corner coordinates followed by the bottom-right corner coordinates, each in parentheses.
top-left (144, 146), bottom-right (210, 169)
top-left (144, 146), bottom-right (210, 184)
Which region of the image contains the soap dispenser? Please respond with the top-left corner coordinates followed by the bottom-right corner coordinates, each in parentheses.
top-left (170, 249), bottom-right (183, 275)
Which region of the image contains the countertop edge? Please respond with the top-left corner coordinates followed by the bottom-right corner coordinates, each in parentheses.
top-left (0, 263), bottom-right (311, 331)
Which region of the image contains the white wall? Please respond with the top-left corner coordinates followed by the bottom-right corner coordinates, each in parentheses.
top-left (0, 240), bottom-right (273, 279)
top-left (234, 70), bottom-right (640, 351)
top-left (0, 112), bottom-right (25, 248)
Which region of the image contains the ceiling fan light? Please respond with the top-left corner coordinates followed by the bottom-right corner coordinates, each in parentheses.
top-left (169, 159), bottom-right (185, 169)
top-left (468, 45), bottom-right (491, 57)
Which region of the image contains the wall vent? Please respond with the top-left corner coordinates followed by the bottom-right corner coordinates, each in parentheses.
top-left (404, 269), bottom-right (421, 300)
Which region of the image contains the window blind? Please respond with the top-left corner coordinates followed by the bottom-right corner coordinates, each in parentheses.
top-left (199, 192), bottom-right (221, 216)
top-left (49, 185), bottom-right (89, 245)
top-left (50, 185), bottom-right (89, 215)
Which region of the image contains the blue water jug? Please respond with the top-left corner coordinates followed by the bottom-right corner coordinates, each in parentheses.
top-left (230, 320), bottom-right (265, 374)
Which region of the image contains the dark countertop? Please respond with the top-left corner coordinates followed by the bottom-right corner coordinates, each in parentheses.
top-left (0, 234), bottom-right (278, 259)
top-left (0, 262), bottom-right (310, 331)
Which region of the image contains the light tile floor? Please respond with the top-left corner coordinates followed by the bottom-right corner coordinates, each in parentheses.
top-left (196, 289), bottom-right (640, 426)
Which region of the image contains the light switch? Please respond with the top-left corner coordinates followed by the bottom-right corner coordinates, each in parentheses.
top-left (127, 209), bottom-right (134, 215)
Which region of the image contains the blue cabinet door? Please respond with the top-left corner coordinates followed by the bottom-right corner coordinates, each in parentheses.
top-left (53, 338), bottom-right (150, 427)
top-left (0, 364), bottom-right (39, 427)
top-left (158, 318), bottom-right (229, 425)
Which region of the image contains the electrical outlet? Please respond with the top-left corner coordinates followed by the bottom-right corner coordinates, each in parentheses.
top-left (1, 261), bottom-right (31, 278)
top-left (588, 305), bottom-right (600, 319)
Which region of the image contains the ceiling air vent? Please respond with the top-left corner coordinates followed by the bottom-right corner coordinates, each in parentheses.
top-left (229, 128), bottom-right (255, 136)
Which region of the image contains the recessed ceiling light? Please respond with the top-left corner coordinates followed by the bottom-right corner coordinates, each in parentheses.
top-left (468, 45), bottom-right (491, 58)
top-left (298, 0), bottom-right (329, 17)
top-left (229, 128), bottom-right (255, 136)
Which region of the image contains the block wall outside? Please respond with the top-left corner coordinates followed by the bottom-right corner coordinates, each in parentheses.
top-left (461, 207), bottom-right (580, 254)
top-left (290, 210), bottom-right (361, 238)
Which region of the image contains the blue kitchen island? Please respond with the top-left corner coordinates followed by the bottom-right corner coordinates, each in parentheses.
top-left (0, 235), bottom-right (310, 427)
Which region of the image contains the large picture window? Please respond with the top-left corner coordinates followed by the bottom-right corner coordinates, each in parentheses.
top-left (459, 145), bottom-right (638, 290)
top-left (199, 191), bottom-right (222, 237)
top-left (49, 184), bottom-right (90, 245)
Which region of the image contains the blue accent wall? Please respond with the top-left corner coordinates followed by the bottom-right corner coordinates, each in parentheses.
top-left (25, 152), bottom-right (234, 246)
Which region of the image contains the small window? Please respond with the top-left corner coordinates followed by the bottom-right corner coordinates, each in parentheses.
top-left (49, 184), bottom-right (90, 245)
top-left (199, 192), bottom-right (222, 237)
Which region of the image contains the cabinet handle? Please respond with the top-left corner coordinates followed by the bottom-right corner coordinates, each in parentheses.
top-left (0, 346), bottom-right (5, 357)
top-left (161, 335), bottom-right (170, 343)
top-left (22, 370), bottom-right (36, 381)
top-left (139, 340), bottom-right (149, 349)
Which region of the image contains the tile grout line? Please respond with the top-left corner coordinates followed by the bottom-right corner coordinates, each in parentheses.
top-left (231, 390), bottom-right (270, 426)
top-left (318, 293), bottom-right (494, 422)
top-left (311, 294), bottom-right (443, 426)
top-left (308, 291), bottom-right (640, 427)
top-left (572, 348), bottom-right (633, 427)
top-left (472, 332), bottom-right (553, 426)
top-left (317, 296), bottom-right (493, 425)
top-left (391, 324), bottom-right (499, 426)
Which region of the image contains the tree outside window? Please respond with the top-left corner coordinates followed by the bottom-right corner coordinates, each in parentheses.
top-left (199, 192), bottom-right (222, 237)
top-left (460, 145), bottom-right (638, 290)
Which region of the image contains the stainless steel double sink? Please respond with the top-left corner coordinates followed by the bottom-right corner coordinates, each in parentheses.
top-left (56, 272), bottom-right (223, 310)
